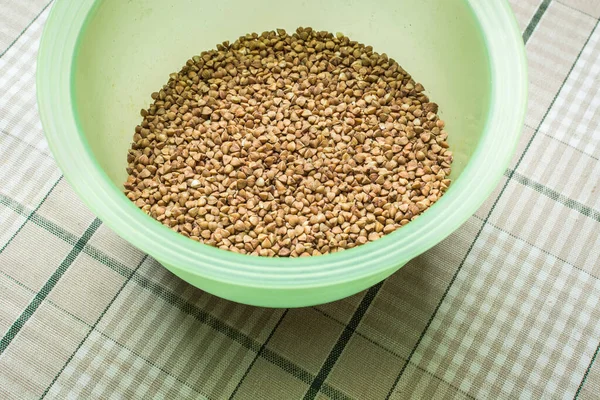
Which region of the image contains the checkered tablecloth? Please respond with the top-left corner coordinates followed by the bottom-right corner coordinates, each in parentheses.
top-left (1, 0), bottom-right (600, 398)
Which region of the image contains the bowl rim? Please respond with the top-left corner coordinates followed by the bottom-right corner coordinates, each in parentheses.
top-left (37, 0), bottom-right (527, 289)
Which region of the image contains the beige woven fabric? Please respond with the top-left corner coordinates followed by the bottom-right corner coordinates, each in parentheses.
top-left (1, 0), bottom-right (600, 398)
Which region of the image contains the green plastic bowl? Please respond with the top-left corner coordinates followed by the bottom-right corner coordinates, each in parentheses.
top-left (38, 0), bottom-right (527, 307)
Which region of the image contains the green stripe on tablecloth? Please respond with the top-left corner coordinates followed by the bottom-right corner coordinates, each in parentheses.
top-left (261, 346), bottom-right (353, 400)
top-left (0, 194), bottom-right (133, 276)
top-left (507, 169), bottom-right (600, 222)
top-left (384, 13), bottom-right (600, 400)
top-left (0, 0), bottom-right (53, 58)
top-left (475, 216), bottom-right (598, 279)
top-left (0, 176), bottom-right (62, 254)
top-left (0, 218), bottom-right (101, 355)
top-left (261, 347), bottom-right (321, 386)
top-left (0, 196), bottom-right (28, 218)
top-left (228, 311), bottom-right (289, 399)
top-left (576, 342), bottom-right (600, 399)
top-left (82, 244), bottom-right (136, 278)
top-left (0, 191), bottom-right (80, 248)
top-left (538, 130), bottom-right (600, 162)
top-left (302, 282), bottom-right (384, 400)
top-left (523, 0), bottom-right (552, 43)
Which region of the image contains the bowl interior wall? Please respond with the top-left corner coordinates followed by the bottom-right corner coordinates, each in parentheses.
top-left (74, 0), bottom-right (490, 188)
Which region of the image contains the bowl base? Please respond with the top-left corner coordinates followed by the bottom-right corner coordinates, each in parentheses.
top-left (160, 260), bottom-right (406, 308)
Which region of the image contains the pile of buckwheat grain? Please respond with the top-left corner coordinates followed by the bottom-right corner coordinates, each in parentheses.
top-left (124, 27), bottom-right (453, 257)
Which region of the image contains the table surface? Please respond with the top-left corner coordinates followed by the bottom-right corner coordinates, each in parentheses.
top-left (2, 0), bottom-right (600, 399)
